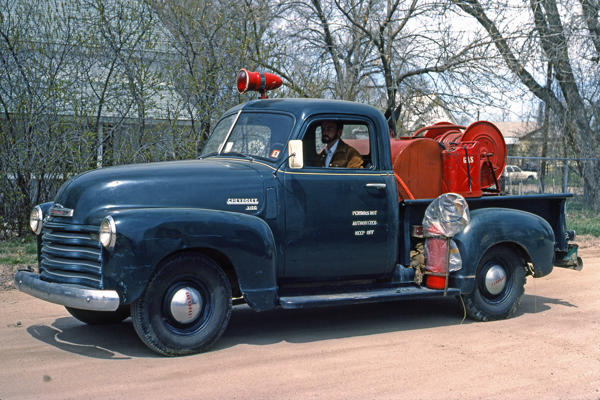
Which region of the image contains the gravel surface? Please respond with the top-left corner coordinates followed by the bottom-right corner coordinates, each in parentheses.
top-left (0, 264), bottom-right (24, 291)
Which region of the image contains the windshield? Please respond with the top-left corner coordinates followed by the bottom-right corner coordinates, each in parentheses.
top-left (201, 112), bottom-right (294, 161)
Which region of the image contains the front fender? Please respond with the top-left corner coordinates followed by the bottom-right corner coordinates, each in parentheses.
top-left (452, 208), bottom-right (555, 294)
top-left (102, 208), bottom-right (277, 310)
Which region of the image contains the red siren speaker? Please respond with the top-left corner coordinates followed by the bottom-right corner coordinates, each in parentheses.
top-left (236, 68), bottom-right (282, 99)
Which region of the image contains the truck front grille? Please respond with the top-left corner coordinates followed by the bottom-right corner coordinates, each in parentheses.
top-left (40, 221), bottom-right (103, 289)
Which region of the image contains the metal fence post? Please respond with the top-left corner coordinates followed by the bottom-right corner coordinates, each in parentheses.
top-left (563, 158), bottom-right (569, 193)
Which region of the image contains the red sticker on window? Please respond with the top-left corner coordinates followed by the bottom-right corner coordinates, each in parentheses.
top-left (270, 149), bottom-right (281, 158)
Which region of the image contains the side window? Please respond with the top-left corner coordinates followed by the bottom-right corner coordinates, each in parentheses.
top-left (301, 120), bottom-right (373, 169)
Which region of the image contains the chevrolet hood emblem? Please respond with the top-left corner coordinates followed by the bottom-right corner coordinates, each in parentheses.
top-left (49, 203), bottom-right (74, 217)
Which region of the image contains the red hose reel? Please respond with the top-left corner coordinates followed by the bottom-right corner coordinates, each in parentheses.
top-left (419, 120), bottom-right (507, 190)
top-left (392, 120), bottom-right (507, 200)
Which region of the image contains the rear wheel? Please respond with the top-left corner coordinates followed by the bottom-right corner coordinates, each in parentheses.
top-left (66, 306), bottom-right (130, 325)
top-left (131, 254), bottom-right (232, 356)
top-left (463, 246), bottom-right (526, 321)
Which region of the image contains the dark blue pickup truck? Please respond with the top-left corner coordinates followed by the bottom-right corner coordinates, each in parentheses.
top-left (15, 97), bottom-right (582, 356)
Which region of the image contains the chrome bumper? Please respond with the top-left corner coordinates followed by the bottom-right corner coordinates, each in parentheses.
top-left (14, 270), bottom-right (120, 311)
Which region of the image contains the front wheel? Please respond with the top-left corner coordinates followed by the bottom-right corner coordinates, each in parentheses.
top-left (463, 246), bottom-right (526, 321)
top-left (131, 254), bottom-right (232, 356)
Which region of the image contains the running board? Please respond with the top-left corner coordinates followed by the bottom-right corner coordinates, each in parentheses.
top-left (279, 286), bottom-right (460, 309)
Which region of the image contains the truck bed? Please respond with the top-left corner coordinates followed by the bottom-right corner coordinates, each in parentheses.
top-left (398, 193), bottom-right (571, 266)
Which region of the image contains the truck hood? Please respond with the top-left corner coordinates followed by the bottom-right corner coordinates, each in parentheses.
top-left (52, 158), bottom-right (269, 225)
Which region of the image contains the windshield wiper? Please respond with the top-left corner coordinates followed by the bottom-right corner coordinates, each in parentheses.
top-left (198, 152), bottom-right (218, 159)
top-left (200, 151), bottom-right (268, 162)
top-left (222, 152), bottom-right (256, 161)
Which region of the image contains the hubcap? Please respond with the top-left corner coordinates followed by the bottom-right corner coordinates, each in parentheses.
top-left (169, 287), bottom-right (203, 324)
top-left (485, 264), bottom-right (507, 295)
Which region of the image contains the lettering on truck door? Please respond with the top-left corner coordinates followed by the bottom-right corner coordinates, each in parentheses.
top-left (282, 117), bottom-right (393, 279)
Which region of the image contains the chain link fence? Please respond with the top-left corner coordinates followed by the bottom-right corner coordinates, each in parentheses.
top-left (502, 156), bottom-right (599, 197)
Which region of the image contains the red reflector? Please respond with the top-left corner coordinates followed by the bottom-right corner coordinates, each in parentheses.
top-left (411, 225), bottom-right (424, 238)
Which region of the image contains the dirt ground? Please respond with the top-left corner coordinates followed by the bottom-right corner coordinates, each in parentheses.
top-left (0, 263), bottom-right (25, 291)
top-left (0, 239), bottom-right (599, 400)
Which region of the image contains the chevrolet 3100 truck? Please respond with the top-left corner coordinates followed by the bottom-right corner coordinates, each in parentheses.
top-left (15, 71), bottom-right (582, 356)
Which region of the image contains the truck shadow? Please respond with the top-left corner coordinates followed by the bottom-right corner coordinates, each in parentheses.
top-left (217, 293), bottom-right (574, 350)
top-left (26, 293), bottom-right (575, 359)
top-left (27, 318), bottom-right (149, 359)
top-left (217, 297), bottom-right (463, 350)
top-left (516, 293), bottom-right (577, 316)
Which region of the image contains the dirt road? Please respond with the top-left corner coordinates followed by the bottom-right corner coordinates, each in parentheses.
top-left (1, 246), bottom-right (599, 400)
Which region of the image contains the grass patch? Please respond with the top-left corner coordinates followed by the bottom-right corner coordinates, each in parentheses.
top-left (566, 198), bottom-right (600, 237)
top-left (0, 236), bottom-right (38, 265)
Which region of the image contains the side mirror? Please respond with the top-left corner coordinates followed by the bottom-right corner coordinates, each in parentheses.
top-left (288, 140), bottom-right (304, 169)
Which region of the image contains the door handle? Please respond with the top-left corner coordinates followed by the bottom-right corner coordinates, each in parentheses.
top-left (365, 183), bottom-right (386, 190)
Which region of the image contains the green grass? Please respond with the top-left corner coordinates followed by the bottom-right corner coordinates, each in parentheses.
top-left (566, 198), bottom-right (600, 237)
top-left (0, 236), bottom-right (38, 265)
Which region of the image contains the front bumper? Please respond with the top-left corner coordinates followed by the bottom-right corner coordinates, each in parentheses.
top-left (14, 270), bottom-right (120, 311)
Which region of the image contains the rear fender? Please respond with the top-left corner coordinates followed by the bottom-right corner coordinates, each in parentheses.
top-left (102, 208), bottom-right (277, 310)
top-left (452, 208), bottom-right (555, 294)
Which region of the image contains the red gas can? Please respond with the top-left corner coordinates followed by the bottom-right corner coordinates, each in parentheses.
top-left (441, 141), bottom-right (482, 197)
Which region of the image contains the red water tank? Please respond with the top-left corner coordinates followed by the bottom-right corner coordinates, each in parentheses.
top-left (390, 138), bottom-right (443, 200)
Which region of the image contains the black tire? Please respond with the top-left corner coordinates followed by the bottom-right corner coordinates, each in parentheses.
top-left (66, 305), bottom-right (130, 325)
top-left (526, 175), bottom-right (534, 182)
top-left (131, 254), bottom-right (232, 356)
top-left (463, 246), bottom-right (526, 321)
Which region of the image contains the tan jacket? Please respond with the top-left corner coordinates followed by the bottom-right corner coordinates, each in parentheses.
top-left (319, 140), bottom-right (364, 168)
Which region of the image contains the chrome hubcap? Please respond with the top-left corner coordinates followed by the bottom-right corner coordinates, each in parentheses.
top-left (485, 264), bottom-right (507, 295)
top-left (169, 287), bottom-right (203, 324)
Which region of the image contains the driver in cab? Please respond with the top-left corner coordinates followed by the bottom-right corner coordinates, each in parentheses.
top-left (319, 121), bottom-right (363, 168)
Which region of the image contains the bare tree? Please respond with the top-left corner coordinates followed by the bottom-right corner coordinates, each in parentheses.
top-left (452, 0), bottom-right (600, 210)
top-left (280, 0), bottom-right (499, 134)
top-left (0, 0), bottom-right (89, 234)
top-left (88, 0), bottom-right (168, 164)
top-left (0, 0), bottom-right (184, 234)
top-left (147, 0), bottom-right (277, 153)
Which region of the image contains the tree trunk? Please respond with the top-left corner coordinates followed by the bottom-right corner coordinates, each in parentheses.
top-left (583, 160), bottom-right (600, 210)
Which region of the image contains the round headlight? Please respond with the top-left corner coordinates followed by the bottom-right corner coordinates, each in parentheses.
top-left (29, 206), bottom-right (43, 235)
top-left (99, 216), bottom-right (116, 249)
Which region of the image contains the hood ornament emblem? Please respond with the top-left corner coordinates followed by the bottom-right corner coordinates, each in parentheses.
top-left (50, 203), bottom-right (74, 217)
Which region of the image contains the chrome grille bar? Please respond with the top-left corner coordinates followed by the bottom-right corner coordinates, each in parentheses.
top-left (39, 221), bottom-right (103, 289)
